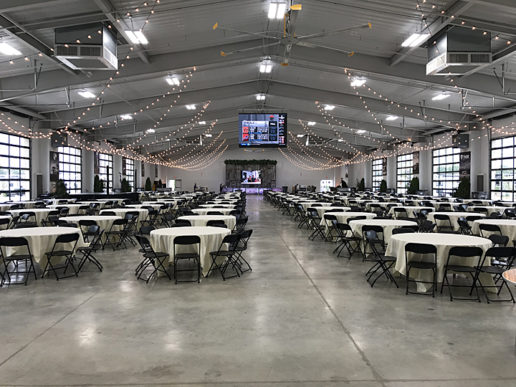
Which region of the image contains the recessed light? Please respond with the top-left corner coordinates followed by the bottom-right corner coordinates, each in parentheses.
top-left (166, 76), bottom-right (180, 86)
top-left (268, 2), bottom-right (287, 19)
top-left (324, 104), bottom-right (335, 111)
top-left (350, 78), bottom-right (367, 87)
top-left (307, 121), bottom-right (316, 126)
top-left (120, 114), bottom-right (133, 120)
top-left (338, 138), bottom-right (344, 142)
top-left (401, 33), bottom-right (431, 47)
top-left (146, 128), bottom-right (155, 134)
top-left (432, 93), bottom-right (450, 101)
top-left (296, 134), bottom-right (305, 138)
top-left (204, 133), bottom-right (212, 137)
top-left (386, 115), bottom-right (398, 121)
top-left (185, 104), bottom-right (196, 110)
top-left (125, 30), bottom-right (148, 45)
top-left (78, 90), bottom-right (96, 99)
top-left (356, 129), bottom-right (366, 134)
top-left (198, 121), bottom-right (206, 125)
top-left (0, 43), bottom-right (21, 56)
top-left (256, 94), bottom-right (266, 101)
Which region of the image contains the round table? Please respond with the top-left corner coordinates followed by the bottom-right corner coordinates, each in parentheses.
top-left (467, 206), bottom-right (507, 216)
top-left (0, 226), bottom-right (86, 265)
top-left (199, 204), bottom-right (236, 209)
top-left (314, 206), bottom-right (351, 218)
top-left (427, 212), bottom-right (486, 232)
top-left (126, 204), bottom-right (163, 211)
top-left (48, 204), bottom-right (84, 215)
top-left (300, 202), bottom-right (331, 211)
top-left (9, 208), bottom-right (54, 225)
top-left (0, 215), bottom-right (11, 230)
top-left (191, 208), bottom-right (235, 215)
top-left (388, 206), bottom-right (434, 218)
top-left (385, 233), bottom-right (493, 293)
top-left (150, 226), bottom-right (231, 276)
top-left (471, 219), bottom-right (516, 245)
top-left (100, 208), bottom-right (149, 222)
top-left (60, 215), bottom-right (122, 232)
top-left (349, 219), bottom-right (418, 250)
top-left (320, 212), bottom-right (376, 236)
top-left (177, 215), bottom-right (236, 229)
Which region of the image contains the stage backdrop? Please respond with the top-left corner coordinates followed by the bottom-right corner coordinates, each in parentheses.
top-left (224, 159), bottom-right (276, 188)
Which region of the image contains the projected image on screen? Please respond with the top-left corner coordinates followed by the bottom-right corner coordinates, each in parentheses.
top-left (239, 113), bottom-right (287, 147)
top-left (241, 170), bottom-right (261, 185)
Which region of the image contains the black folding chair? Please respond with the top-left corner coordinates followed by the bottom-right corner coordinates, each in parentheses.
top-left (433, 214), bottom-right (455, 233)
top-left (441, 246), bottom-right (483, 302)
top-left (364, 230), bottom-right (398, 288)
top-left (207, 233), bottom-right (240, 281)
top-left (0, 237), bottom-right (37, 286)
top-left (307, 208), bottom-right (326, 241)
top-left (405, 243), bottom-right (438, 297)
top-left (173, 235), bottom-right (201, 284)
top-left (135, 235), bottom-right (171, 283)
top-left (207, 220), bottom-right (227, 228)
top-left (103, 218), bottom-right (128, 250)
top-left (77, 228), bottom-right (104, 272)
top-left (233, 229), bottom-right (253, 274)
top-left (361, 225), bottom-right (385, 261)
top-left (472, 247), bottom-right (516, 303)
top-left (457, 217), bottom-right (472, 235)
top-left (333, 223), bottom-right (361, 258)
top-left (478, 223), bottom-right (502, 238)
top-left (42, 233), bottom-right (80, 280)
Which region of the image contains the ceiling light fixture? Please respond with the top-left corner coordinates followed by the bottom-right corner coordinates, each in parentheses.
top-left (337, 138), bottom-right (344, 142)
top-left (78, 90), bottom-right (96, 99)
top-left (268, 2), bottom-right (287, 20)
top-left (259, 60), bottom-right (273, 73)
top-left (120, 114), bottom-right (133, 120)
top-left (146, 128), bottom-right (155, 134)
top-left (185, 104), bottom-right (196, 110)
top-left (432, 93), bottom-right (450, 101)
top-left (297, 134), bottom-right (305, 138)
top-left (166, 76), bottom-right (180, 86)
top-left (125, 30), bottom-right (148, 45)
top-left (0, 43), bottom-right (21, 56)
top-left (386, 115), bottom-right (398, 121)
top-left (205, 133), bottom-right (213, 137)
top-left (356, 129), bottom-right (366, 134)
top-left (198, 121), bottom-right (206, 125)
top-left (350, 78), bottom-right (367, 87)
top-left (307, 121), bottom-right (316, 126)
top-left (401, 33), bottom-right (431, 47)
top-left (324, 104), bottom-right (335, 111)
top-left (256, 94), bottom-right (266, 101)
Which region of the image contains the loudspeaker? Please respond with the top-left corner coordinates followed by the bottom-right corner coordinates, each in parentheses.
top-left (476, 174), bottom-right (484, 192)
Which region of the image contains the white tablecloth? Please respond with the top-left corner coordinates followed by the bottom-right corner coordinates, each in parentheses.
top-left (314, 206), bottom-right (351, 218)
top-left (46, 199), bottom-right (77, 205)
top-left (126, 204), bottom-right (163, 211)
top-left (320, 212), bottom-right (376, 236)
top-left (300, 202), bottom-right (331, 211)
top-left (388, 206), bottom-right (434, 218)
top-left (100, 208), bottom-right (149, 221)
top-left (150, 226), bottom-right (231, 276)
top-left (427, 212), bottom-right (486, 232)
top-left (60, 215), bottom-right (122, 232)
top-left (472, 219), bottom-right (516, 245)
top-left (199, 204), bottom-right (236, 209)
top-left (467, 206), bottom-right (507, 216)
top-left (349, 219), bottom-right (418, 250)
top-left (386, 233), bottom-right (492, 293)
top-left (191, 208), bottom-right (234, 215)
top-left (9, 208), bottom-right (53, 225)
top-left (48, 204), bottom-right (83, 215)
top-left (76, 201), bottom-right (107, 209)
top-left (0, 215), bottom-right (11, 229)
top-left (177, 215), bottom-right (236, 229)
top-left (0, 227), bottom-right (87, 266)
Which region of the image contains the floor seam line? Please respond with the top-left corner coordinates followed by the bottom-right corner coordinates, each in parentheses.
top-left (278, 230), bottom-right (386, 387)
top-left (0, 293), bottom-right (97, 369)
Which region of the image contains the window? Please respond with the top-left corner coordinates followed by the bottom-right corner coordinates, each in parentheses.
top-left (432, 147), bottom-right (460, 197)
top-left (124, 157), bottom-right (135, 189)
top-left (396, 153), bottom-right (414, 194)
top-left (372, 158), bottom-right (385, 191)
top-left (491, 136), bottom-right (516, 201)
top-left (0, 132), bottom-right (30, 202)
top-left (58, 146), bottom-right (82, 194)
top-left (98, 153), bottom-right (113, 193)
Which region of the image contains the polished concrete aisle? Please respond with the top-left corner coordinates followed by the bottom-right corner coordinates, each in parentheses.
top-left (0, 195), bottom-right (515, 386)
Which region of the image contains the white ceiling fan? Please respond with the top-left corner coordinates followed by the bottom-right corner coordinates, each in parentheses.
top-left (213, 3), bottom-right (372, 66)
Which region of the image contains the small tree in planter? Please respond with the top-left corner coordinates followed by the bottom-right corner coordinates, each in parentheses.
top-left (93, 175), bottom-right (105, 193)
top-left (144, 177), bottom-right (152, 191)
top-left (379, 179), bottom-right (388, 193)
top-left (121, 178), bottom-right (131, 193)
top-left (340, 178), bottom-right (348, 188)
top-left (357, 178), bottom-right (365, 191)
top-left (453, 176), bottom-right (470, 199)
top-left (55, 179), bottom-right (68, 198)
top-left (406, 177), bottom-right (419, 194)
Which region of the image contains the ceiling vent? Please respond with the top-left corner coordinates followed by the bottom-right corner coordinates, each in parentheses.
top-left (426, 27), bottom-right (491, 76)
top-left (54, 23), bottom-right (117, 70)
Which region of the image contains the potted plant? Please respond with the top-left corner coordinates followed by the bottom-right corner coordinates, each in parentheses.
top-left (357, 178), bottom-right (365, 191)
top-left (145, 177), bottom-right (152, 191)
top-left (93, 175), bottom-right (105, 193)
top-left (121, 178), bottom-right (131, 193)
top-left (407, 177), bottom-right (419, 194)
top-left (453, 176), bottom-right (470, 199)
top-left (55, 179), bottom-right (68, 198)
top-left (379, 179), bottom-right (387, 193)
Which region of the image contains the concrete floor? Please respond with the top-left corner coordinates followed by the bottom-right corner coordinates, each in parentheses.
top-left (0, 195), bottom-right (515, 386)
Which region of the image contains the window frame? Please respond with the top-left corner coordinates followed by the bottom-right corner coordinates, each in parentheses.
top-left (432, 147), bottom-right (461, 197)
top-left (124, 157), bottom-right (135, 190)
top-left (490, 135), bottom-right (516, 202)
top-left (396, 153), bottom-right (414, 194)
top-left (0, 132), bottom-right (31, 202)
top-left (98, 152), bottom-right (113, 193)
top-left (58, 146), bottom-right (82, 194)
top-left (371, 158), bottom-right (384, 191)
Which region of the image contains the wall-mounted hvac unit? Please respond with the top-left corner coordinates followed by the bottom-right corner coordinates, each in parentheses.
top-left (54, 23), bottom-right (118, 70)
top-left (426, 27), bottom-right (491, 76)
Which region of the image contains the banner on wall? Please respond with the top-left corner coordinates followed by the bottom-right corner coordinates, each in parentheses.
top-left (412, 152), bottom-right (419, 174)
top-left (382, 157), bottom-right (387, 176)
top-left (93, 152), bottom-right (99, 175)
top-left (459, 151), bottom-right (471, 178)
top-left (155, 165), bottom-right (158, 178)
top-left (49, 151), bottom-right (59, 182)
top-left (122, 158), bottom-right (126, 176)
top-left (141, 161), bottom-right (145, 177)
